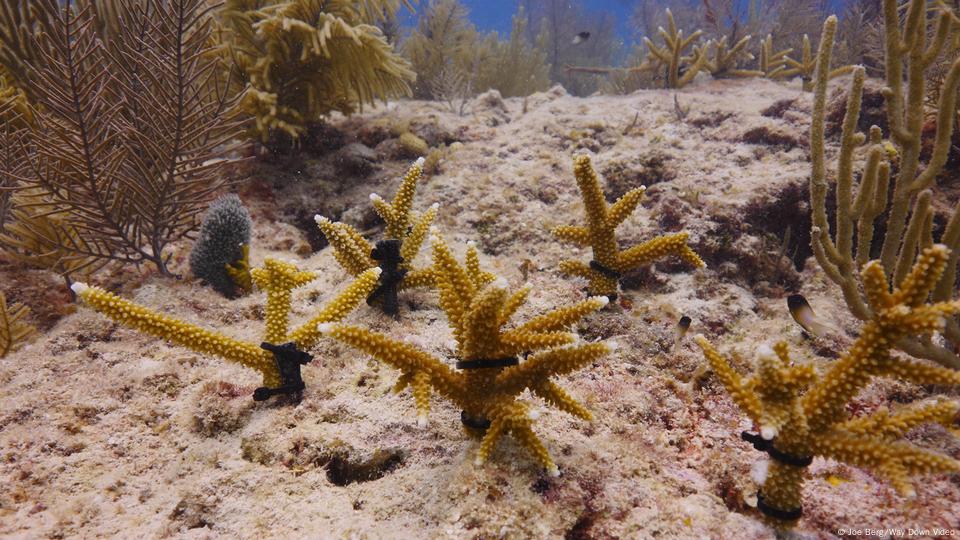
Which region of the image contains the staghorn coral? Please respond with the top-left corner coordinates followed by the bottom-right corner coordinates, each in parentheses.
top-left (706, 35), bottom-right (764, 79)
top-left (317, 232), bottom-right (613, 475)
top-left (695, 245), bottom-right (960, 527)
top-left (190, 195), bottom-right (253, 298)
top-left (809, 5), bottom-right (960, 368)
top-left (315, 158), bottom-right (438, 316)
top-left (0, 291), bottom-right (36, 358)
top-left (642, 8), bottom-right (711, 89)
top-left (757, 34), bottom-right (792, 79)
top-left (779, 33), bottom-right (855, 92)
top-left (552, 155), bottom-right (705, 299)
top-left (221, 0), bottom-right (414, 144)
top-left (71, 260), bottom-right (380, 400)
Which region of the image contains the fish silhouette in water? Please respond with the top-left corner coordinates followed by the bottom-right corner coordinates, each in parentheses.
top-left (787, 294), bottom-right (836, 337)
top-left (572, 32), bottom-right (590, 45)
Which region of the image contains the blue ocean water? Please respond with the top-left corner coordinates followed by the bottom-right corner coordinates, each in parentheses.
top-left (399, 0), bottom-right (858, 46)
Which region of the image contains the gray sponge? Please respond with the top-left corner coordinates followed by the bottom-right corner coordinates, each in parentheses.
top-left (190, 195), bottom-right (251, 297)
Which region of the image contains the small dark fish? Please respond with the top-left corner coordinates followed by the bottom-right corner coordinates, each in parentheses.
top-left (674, 315), bottom-right (691, 348)
top-left (787, 294), bottom-right (834, 337)
top-left (572, 32), bottom-right (590, 45)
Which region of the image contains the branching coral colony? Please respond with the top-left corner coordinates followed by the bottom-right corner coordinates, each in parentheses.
top-left (318, 233), bottom-right (613, 475)
top-left (552, 155), bottom-right (704, 299)
top-left (694, 4), bottom-right (960, 528)
top-left (695, 245), bottom-right (960, 527)
top-left (810, 3), bottom-right (960, 368)
top-left (72, 261), bottom-right (380, 401)
top-left (315, 158), bottom-right (438, 316)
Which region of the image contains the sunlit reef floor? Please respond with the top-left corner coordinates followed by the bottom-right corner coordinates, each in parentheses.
top-left (2, 77), bottom-right (959, 539)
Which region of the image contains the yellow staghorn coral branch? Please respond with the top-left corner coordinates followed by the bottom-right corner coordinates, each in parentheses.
top-left (511, 296), bottom-right (609, 334)
top-left (553, 155), bottom-right (703, 298)
top-left (71, 282), bottom-right (278, 386)
top-left (315, 159), bottom-right (440, 316)
top-left (532, 380), bottom-right (593, 421)
top-left (287, 267), bottom-right (381, 349)
top-left (837, 400), bottom-right (959, 440)
top-left (641, 8), bottom-right (709, 88)
top-left (251, 259), bottom-right (317, 344)
top-left (694, 335), bottom-right (764, 424)
top-left (605, 188), bottom-right (645, 228)
top-left (319, 236), bottom-right (612, 474)
top-left (72, 259), bottom-right (378, 397)
top-left (314, 216), bottom-right (374, 275)
top-left (552, 225), bottom-right (591, 246)
top-left (401, 203), bottom-right (439, 266)
top-left (496, 342), bottom-right (612, 395)
top-left (696, 244), bottom-right (960, 527)
top-left (316, 322), bottom-right (465, 401)
top-left (498, 285), bottom-right (531, 326)
top-left (372, 157), bottom-right (425, 240)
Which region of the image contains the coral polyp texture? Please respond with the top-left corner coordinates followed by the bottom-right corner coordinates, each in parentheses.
top-left (552, 155), bottom-right (704, 298)
top-left (318, 233), bottom-right (613, 475)
top-left (72, 260), bottom-right (380, 399)
top-left (695, 245), bottom-right (960, 527)
top-left (315, 158), bottom-right (438, 315)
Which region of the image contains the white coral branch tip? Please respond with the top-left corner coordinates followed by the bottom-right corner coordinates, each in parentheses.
top-left (373, 267), bottom-right (383, 276)
top-left (71, 282), bottom-right (89, 294)
top-left (430, 202), bottom-right (439, 210)
top-left (416, 414), bottom-right (429, 428)
top-left (314, 214), bottom-right (329, 224)
top-left (316, 322), bottom-right (335, 334)
top-left (369, 193), bottom-right (381, 202)
top-left (760, 426), bottom-right (777, 440)
top-left (589, 295), bottom-right (610, 307)
top-left (547, 465), bottom-right (561, 478)
top-left (606, 340), bottom-right (619, 352)
top-left (414, 157), bottom-right (425, 167)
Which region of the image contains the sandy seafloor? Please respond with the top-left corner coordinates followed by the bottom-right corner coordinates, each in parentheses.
top-left (1, 76), bottom-right (959, 539)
